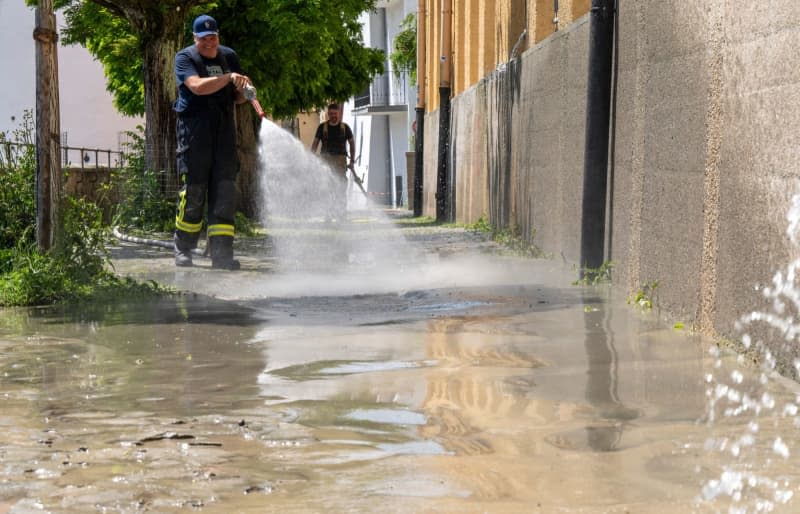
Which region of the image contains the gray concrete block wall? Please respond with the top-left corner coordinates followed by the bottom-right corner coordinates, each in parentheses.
top-left (422, 19), bottom-right (590, 259)
top-left (505, 19), bottom-right (588, 262)
top-left (524, 34), bottom-right (568, 254)
top-left (713, 2), bottom-right (800, 340)
top-left (451, 83), bottom-right (489, 223)
top-left (612, 0), bottom-right (800, 338)
top-left (422, 109), bottom-right (440, 216)
top-left (610, 1), bottom-right (712, 324)
top-left (421, 0), bottom-right (800, 349)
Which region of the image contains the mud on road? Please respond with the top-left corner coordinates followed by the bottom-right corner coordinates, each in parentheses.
top-left (2, 211), bottom-right (797, 513)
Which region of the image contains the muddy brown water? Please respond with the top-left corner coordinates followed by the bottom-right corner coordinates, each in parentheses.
top-left (2, 221), bottom-right (799, 513)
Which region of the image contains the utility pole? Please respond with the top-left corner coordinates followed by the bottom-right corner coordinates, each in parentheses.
top-left (33, 0), bottom-right (63, 252)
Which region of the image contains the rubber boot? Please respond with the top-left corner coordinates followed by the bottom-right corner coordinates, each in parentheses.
top-left (174, 232), bottom-right (196, 267)
top-left (209, 235), bottom-right (240, 270)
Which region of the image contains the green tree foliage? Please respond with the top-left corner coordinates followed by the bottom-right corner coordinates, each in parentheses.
top-left (47, 0), bottom-right (383, 119)
top-left (0, 111), bottom-right (36, 250)
top-left (59, 2), bottom-right (145, 116)
top-left (390, 13), bottom-right (416, 85)
top-left (212, 0), bottom-right (384, 117)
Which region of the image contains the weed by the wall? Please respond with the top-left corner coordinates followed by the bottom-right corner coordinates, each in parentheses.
top-left (628, 280), bottom-right (659, 311)
top-left (467, 215), bottom-right (492, 233)
top-left (574, 260), bottom-right (615, 286)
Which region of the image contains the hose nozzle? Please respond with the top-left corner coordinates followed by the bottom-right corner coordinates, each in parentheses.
top-left (243, 85), bottom-right (265, 118)
top-left (243, 84), bottom-right (257, 101)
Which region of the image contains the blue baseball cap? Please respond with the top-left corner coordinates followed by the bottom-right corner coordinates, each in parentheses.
top-left (193, 15), bottom-right (218, 37)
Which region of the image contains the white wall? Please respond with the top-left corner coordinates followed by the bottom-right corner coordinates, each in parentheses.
top-left (346, 1), bottom-right (419, 207)
top-left (0, 2), bottom-right (142, 151)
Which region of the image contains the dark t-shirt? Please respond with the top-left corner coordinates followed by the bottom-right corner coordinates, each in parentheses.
top-left (173, 45), bottom-right (242, 114)
top-left (315, 122), bottom-right (353, 156)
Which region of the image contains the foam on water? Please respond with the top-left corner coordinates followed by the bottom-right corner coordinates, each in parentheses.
top-left (699, 194), bottom-right (800, 513)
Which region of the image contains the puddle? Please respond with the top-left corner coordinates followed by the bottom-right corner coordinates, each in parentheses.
top-left (345, 408), bottom-right (428, 425)
top-left (410, 300), bottom-right (490, 312)
top-left (320, 360), bottom-right (433, 375)
top-left (2, 270), bottom-right (800, 512)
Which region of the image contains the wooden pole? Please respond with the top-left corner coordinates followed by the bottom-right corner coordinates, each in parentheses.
top-left (33, 0), bottom-right (63, 252)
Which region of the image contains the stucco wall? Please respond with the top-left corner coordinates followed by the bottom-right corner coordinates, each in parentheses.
top-left (422, 1), bottom-right (800, 347)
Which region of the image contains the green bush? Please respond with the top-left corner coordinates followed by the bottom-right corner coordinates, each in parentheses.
top-left (0, 112), bottom-right (169, 306)
top-left (111, 127), bottom-right (256, 236)
top-left (0, 112), bottom-right (36, 250)
top-left (112, 128), bottom-right (175, 232)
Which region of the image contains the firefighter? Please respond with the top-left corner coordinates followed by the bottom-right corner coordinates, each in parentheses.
top-left (172, 14), bottom-right (251, 269)
top-left (311, 103), bottom-right (356, 222)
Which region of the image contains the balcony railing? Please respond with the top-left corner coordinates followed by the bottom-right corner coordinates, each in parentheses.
top-left (353, 72), bottom-right (409, 112)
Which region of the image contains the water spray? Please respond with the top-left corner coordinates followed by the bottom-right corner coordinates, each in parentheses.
top-left (244, 85), bottom-right (265, 118)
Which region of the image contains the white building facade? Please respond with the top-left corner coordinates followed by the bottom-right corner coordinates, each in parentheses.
top-left (0, 2), bottom-right (142, 158)
top-left (344, 0), bottom-right (417, 208)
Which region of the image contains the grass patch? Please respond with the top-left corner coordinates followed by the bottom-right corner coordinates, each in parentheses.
top-left (493, 226), bottom-right (546, 258)
top-left (392, 215), bottom-right (437, 227)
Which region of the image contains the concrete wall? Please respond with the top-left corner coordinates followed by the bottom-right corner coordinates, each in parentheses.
top-left (424, 18), bottom-right (589, 262)
top-left (422, 1), bottom-right (800, 347)
top-left (611, 1), bottom-right (800, 339)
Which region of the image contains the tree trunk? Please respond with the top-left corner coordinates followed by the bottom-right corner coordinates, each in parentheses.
top-left (34, 0), bottom-right (63, 252)
top-left (235, 105), bottom-right (261, 219)
top-left (141, 30), bottom-right (181, 194)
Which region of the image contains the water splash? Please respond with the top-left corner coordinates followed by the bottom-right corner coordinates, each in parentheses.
top-left (257, 119), bottom-right (415, 273)
top-left (700, 194), bottom-right (800, 513)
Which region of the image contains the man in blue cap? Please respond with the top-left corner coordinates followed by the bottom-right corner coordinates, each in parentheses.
top-left (172, 14), bottom-right (252, 270)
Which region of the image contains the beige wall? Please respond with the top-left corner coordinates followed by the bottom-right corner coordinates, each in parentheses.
top-left (420, 0), bottom-right (590, 110)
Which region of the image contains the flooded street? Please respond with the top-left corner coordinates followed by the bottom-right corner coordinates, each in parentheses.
top-left (2, 214), bottom-right (799, 513)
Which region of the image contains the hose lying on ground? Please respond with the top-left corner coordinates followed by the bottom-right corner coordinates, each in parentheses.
top-left (112, 227), bottom-right (208, 257)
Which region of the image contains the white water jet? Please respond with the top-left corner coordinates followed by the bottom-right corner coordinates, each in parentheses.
top-left (699, 194), bottom-right (800, 513)
top-left (256, 119), bottom-right (416, 273)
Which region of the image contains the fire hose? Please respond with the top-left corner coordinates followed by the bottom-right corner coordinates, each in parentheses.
top-left (112, 227), bottom-right (209, 257)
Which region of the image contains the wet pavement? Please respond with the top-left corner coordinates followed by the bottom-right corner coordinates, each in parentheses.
top-left (2, 210), bottom-right (800, 513)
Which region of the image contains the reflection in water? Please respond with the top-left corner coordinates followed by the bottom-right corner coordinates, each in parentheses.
top-left (582, 296), bottom-right (640, 452)
top-left (0, 297), bottom-right (278, 513)
top-left (3, 283), bottom-right (794, 512)
top-left (421, 318), bottom-right (543, 456)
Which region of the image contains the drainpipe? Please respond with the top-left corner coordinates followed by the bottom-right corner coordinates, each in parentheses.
top-left (579, 0), bottom-right (615, 273)
top-left (553, 0), bottom-right (559, 29)
top-left (413, 0), bottom-right (426, 217)
top-left (435, 0), bottom-right (452, 223)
